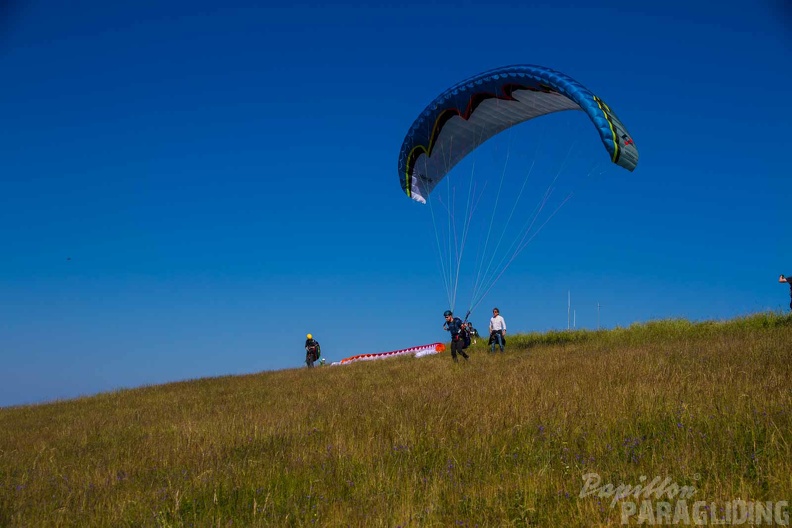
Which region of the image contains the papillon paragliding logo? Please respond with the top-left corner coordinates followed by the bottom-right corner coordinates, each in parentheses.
top-left (397, 64), bottom-right (639, 315)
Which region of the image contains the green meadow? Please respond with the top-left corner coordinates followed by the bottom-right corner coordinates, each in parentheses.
top-left (1, 313), bottom-right (790, 527)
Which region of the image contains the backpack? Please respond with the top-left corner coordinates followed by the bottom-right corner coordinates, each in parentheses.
top-left (307, 340), bottom-right (320, 359)
top-left (461, 326), bottom-right (471, 349)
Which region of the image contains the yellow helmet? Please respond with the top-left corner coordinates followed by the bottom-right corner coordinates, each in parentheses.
top-left (306, 333), bottom-right (312, 339)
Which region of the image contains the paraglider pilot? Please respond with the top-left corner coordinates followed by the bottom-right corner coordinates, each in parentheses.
top-left (443, 310), bottom-right (469, 362)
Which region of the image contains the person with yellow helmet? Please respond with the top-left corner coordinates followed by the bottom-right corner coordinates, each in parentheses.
top-left (305, 333), bottom-right (321, 367)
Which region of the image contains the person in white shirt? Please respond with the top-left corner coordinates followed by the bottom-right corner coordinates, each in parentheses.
top-left (489, 307), bottom-right (506, 353)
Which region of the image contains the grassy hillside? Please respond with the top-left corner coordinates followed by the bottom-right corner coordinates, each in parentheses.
top-left (1, 313), bottom-right (790, 526)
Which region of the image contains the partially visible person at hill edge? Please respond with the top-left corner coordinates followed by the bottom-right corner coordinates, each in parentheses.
top-left (779, 274), bottom-right (792, 311)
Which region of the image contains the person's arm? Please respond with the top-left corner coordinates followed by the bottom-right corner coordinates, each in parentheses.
top-left (780, 275), bottom-right (787, 283)
top-left (501, 316), bottom-right (506, 334)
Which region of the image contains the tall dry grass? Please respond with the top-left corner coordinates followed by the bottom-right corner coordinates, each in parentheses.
top-left (1, 312), bottom-right (790, 526)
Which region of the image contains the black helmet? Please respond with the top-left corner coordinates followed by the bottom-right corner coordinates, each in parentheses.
top-left (443, 310), bottom-right (453, 317)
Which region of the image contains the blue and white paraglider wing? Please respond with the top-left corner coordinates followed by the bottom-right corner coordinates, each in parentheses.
top-left (397, 64), bottom-right (639, 203)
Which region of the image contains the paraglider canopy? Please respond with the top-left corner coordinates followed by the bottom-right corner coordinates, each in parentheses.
top-left (397, 64), bottom-right (638, 204)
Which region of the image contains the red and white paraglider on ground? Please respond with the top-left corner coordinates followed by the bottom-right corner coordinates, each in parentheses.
top-left (331, 343), bottom-right (446, 366)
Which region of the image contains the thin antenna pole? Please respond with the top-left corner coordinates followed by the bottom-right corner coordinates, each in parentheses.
top-left (597, 302), bottom-right (601, 330)
top-left (567, 290), bottom-right (570, 330)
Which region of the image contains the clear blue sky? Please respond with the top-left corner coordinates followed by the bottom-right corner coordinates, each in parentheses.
top-left (1, 0), bottom-right (790, 407)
